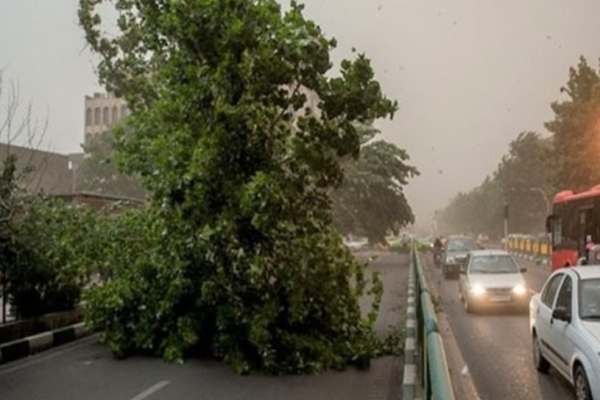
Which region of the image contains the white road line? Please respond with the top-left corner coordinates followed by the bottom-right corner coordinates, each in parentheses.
top-left (0, 335), bottom-right (98, 376)
top-left (403, 364), bottom-right (416, 385)
top-left (130, 381), bottom-right (171, 400)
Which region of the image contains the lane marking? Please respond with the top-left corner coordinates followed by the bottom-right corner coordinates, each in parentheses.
top-left (0, 335), bottom-right (98, 376)
top-left (403, 364), bottom-right (416, 385)
top-left (130, 381), bottom-right (171, 400)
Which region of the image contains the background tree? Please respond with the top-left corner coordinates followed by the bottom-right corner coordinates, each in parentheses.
top-left (332, 139), bottom-right (418, 244)
top-left (436, 131), bottom-right (551, 237)
top-left (546, 56), bottom-right (600, 191)
top-left (79, 0), bottom-right (406, 373)
top-left (0, 73), bottom-right (90, 318)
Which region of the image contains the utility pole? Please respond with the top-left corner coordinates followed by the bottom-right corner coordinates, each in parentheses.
top-left (504, 202), bottom-right (509, 250)
top-left (529, 187), bottom-right (551, 216)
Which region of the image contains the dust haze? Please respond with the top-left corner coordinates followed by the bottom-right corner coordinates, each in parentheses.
top-left (2, 0), bottom-right (600, 226)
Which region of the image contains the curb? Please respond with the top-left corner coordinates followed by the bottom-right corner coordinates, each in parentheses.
top-left (0, 322), bottom-right (89, 364)
top-left (421, 255), bottom-right (480, 400)
top-left (402, 261), bottom-right (419, 400)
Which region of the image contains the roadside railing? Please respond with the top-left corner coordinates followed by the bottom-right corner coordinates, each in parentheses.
top-left (506, 234), bottom-right (551, 265)
top-left (403, 243), bottom-right (455, 400)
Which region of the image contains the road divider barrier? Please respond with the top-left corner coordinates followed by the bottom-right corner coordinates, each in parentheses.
top-left (0, 322), bottom-right (90, 364)
top-left (506, 234), bottom-right (551, 266)
top-left (403, 243), bottom-right (455, 400)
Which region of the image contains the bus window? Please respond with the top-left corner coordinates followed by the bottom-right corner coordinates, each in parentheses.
top-left (553, 217), bottom-right (562, 247)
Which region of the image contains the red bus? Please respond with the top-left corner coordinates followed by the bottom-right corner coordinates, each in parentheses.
top-left (548, 185), bottom-right (600, 269)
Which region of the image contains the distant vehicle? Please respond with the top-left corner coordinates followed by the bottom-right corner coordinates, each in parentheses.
top-left (530, 267), bottom-right (600, 400)
top-left (344, 237), bottom-right (369, 251)
top-left (547, 185), bottom-right (600, 270)
top-left (442, 236), bottom-right (479, 279)
top-left (458, 250), bottom-right (528, 313)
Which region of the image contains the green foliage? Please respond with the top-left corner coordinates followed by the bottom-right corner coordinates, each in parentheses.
top-left (78, 130), bottom-right (146, 199)
top-left (4, 198), bottom-right (95, 318)
top-left (436, 132), bottom-right (551, 237)
top-left (79, 0), bottom-right (404, 373)
top-left (546, 56), bottom-right (600, 191)
top-left (332, 139), bottom-right (418, 244)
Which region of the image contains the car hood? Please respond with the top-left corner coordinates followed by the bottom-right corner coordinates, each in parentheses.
top-left (468, 273), bottom-right (524, 289)
top-left (581, 321), bottom-right (600, 344)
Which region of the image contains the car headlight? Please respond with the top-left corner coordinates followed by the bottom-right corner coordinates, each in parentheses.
top-left (513, 284), bottom-right (527, 296)
top-left (470, 284), bottom-right (486, 297)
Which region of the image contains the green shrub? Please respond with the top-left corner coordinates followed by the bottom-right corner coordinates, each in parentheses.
top-left (5, 199), bottom-right (95, 318)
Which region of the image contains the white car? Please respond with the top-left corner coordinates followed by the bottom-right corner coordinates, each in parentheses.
top-left (530, 267), bottom-right (600, 400)
top-left (458, 250), bottom-right (529, 313)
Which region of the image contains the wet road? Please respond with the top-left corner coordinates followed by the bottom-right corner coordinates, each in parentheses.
top-left (427, 255), bottom-right (576, 400)
top-left (0, 252), bottom-right (407, 400)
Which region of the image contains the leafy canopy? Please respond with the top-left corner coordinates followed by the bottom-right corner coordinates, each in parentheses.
top-left (436, 132), bottom-right (551, 236)
top-left (332, 138), bottom-right (418, 244)
top-left (79, 0), bottom-right (401, 373)
top-left (546, 56), bottom-right (600, 191)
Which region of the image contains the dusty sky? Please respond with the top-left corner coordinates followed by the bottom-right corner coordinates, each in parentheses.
top-left (2, 1), bottom-right (600, 225)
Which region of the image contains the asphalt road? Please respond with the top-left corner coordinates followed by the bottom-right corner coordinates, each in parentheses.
top-left (0, 252), bottom-right (408, 400)
top-left (427, 254), bottom-right (576, 400)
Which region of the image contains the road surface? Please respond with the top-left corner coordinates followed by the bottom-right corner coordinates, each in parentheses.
top-left (0, 252), bottom-right (408, 400)
top-left (427, 254), bottom-right (576, 400)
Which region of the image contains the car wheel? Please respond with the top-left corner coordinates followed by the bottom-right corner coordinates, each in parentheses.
top-left (575, 366), bottom-right (593, 400)
top-left (532, 334), bottom-right (549, 373)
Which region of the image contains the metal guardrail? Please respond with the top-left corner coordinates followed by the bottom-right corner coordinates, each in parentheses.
top-left (506, 234), bottom-right (552, 265)
top-left (403, 243), bottom-right (455, 400)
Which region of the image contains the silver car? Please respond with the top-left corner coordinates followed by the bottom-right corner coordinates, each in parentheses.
top-left (458, 250), bottom-right (529, 313)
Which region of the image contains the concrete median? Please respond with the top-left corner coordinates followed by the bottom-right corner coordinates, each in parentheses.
top-left (0, 322), bottom-right (90, 364)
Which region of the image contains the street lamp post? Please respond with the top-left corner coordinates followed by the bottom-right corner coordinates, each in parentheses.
top-left (529, 187), bottom-right (551, 216)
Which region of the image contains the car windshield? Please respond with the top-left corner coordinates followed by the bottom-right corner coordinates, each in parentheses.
top-left (447, 239), bottom-right (477, 252)
top-left (469, 255), bottom-right (519, 274)
top-left (580, 279), bottom-right (600, 320)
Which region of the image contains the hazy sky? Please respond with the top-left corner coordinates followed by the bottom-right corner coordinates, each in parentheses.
top-left (2, 1), bottom-right (600, 224)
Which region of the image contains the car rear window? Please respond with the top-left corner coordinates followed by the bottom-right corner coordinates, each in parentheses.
top-left (447, 239), bottom-right (477, 252)
top-left (469, 255), bottom-right (518, 274)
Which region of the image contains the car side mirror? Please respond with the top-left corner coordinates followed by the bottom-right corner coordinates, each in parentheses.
top-left (552, 306), bottom-right (571, 323)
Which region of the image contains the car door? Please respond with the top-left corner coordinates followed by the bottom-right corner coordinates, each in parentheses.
top-left (547, 275), bottom-right (575, 377)
top-left (537, 273), bottom-right (565, 364)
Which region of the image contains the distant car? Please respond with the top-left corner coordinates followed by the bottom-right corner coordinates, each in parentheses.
top-left (458, 250), bottom-right (528, 313)
top-left (530, 267), bottom-right (600, 400)
top-left (443, 236), bottom-right (479, 279)
top-left (344, 238), bottom-right (369, 251)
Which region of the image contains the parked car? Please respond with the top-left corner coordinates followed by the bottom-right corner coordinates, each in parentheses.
top-left (443, 236), bottom-right (479, 279)
top-left (458, 250), bottom-right (528, 313)
top-left (530, 267), bottom-right (600, 400)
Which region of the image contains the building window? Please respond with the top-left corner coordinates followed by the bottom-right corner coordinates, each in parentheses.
top-left (94, 107), bottom-right (101, 125)
top-left (103, 107), bottom-right (109, 125)
top-left (112, 106), bottom-right (118, 124)
top-left (85, 108), bottom-right (92, 126)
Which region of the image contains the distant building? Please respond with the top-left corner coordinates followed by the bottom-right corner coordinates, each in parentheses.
top-left (0, 143), bottom-right (76, 195)
top-left (84, 93), bottom-right (129, 144)
top-left (0, 143), bottom-right (142, 210)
